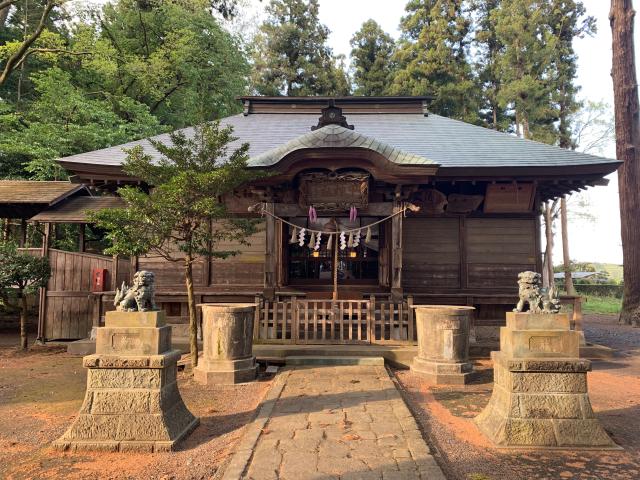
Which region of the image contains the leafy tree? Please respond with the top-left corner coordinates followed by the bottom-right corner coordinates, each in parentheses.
top-left (349, 19), bottom-right (396, 96)
top-left (390, 0), bottom-right (479, 122)
top-left (0, 67), bottom-right (164, 179)
top-left (0, 240), bottom-right (50, 349)
top-left (251, 0), bottom-right (349, 96)
top-left (79, 0), bottom-right (250, 128)
top-left (90, 122), bottom-right (267, 367)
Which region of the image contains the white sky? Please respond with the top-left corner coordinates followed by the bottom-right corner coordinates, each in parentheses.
top-left (245, 0), bottom-right (628, 266)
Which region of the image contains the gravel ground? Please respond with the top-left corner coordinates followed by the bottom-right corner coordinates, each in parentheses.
top-left (0, 342), bottom-right (272, 480)
top-left (395, 314), bottom-right (640, 480)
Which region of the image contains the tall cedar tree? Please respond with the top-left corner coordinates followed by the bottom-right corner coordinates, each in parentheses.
top-left (90, 123), bottom-right (267, 366)
top-left (251, 0), bottom-right (350, 96)
top-left (610, 0), bottom-right (640, 325)
top-left (0, 241), bottom-right (50, 349)
top-left (349, 19), bottom-right (396, 96)
top-left (391, 0), bottom-right (479, 123)
top-left (472, 0), bottom-right (510, 131)
top-left (489, 0), bottom-right (592, 143)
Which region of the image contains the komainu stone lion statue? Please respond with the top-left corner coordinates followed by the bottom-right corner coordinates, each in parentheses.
top-left (114, 270), bottom-right (158, 312)
top-left (514, 271), bottom-right (560, 314)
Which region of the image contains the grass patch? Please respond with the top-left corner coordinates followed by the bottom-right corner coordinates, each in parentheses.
top-left (582, 296), bottom-right (622, 315)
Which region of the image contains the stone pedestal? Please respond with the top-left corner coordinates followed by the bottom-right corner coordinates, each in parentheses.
top-left (475, 312), bottom-right (616, 448)
top-left (194, 304), bottom-right (257, 385)
top-left (410, 305), bottom-right (477, 385)
top-left (54, 310), bottom-right (199, 452)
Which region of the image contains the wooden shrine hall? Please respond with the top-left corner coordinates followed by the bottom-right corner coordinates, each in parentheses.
top-left (14, 96), bottom-right (621, 347)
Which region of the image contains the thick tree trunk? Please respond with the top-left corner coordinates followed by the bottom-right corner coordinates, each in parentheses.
top-left (610, 0), bottom-right (640, 325)
top-left (20, 293), bottom-right (28, 350)
top-left (184, 254), bottom-right (199, 367)
top-left (560, 197), bottom-right (576, 295)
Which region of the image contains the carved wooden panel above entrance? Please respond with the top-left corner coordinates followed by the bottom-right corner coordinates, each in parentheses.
top-left (298, 172), bottom-right (369, 212)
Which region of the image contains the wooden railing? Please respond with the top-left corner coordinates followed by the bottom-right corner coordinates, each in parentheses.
top-left (254, 296), bottom-right (417, 345)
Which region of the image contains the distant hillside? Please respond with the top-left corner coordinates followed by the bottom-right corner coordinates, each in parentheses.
top-left (591, 263), bottom-right (624, 282)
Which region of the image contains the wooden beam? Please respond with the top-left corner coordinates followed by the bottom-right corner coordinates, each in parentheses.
top-left (273, 202), bottom-right (393, 217)
top-left (78, 223), bottom-right (85, 252)
top-left (391, 200), bottom-right (403, 301)
top-left (264, 203), bottom-right (277, 300)
top-left (36, 222), bottom-right (51, 343)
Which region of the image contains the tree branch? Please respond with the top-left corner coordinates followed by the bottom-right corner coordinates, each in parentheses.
top-left (0, 0), bottom-right (57, 86)
top-left (150, 80), bottom-right (188, 113)
top-left (13, 48), bottom-right (93, 70)
top-left (0, 0), bottom-right (18, 12)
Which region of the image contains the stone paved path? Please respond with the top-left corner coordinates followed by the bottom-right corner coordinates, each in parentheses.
top-left (242, 365), bottom-right (446, 480)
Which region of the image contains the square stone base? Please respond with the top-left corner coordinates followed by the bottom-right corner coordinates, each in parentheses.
top-left (193, 356), bottom-right (257, 385)
top-left (475, 352), bottom-right (617, 448)
top-left (54, 349), bottom-right (199, 452)
top-left (410, 357), bottom-right (477, 385)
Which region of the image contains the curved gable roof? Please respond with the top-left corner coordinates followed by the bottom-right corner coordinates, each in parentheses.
top-left (249, 124), bottom-right (436, 167)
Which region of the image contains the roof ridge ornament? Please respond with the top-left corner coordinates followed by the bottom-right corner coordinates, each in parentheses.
top-left (311, 99), bottom-right (354, 131)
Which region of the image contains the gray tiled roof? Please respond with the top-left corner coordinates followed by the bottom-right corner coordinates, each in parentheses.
top-left (56, 113), bottom-right (619, 170)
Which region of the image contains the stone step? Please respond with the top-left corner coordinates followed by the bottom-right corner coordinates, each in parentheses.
top-left (285, 356), bottom-right (385, 366)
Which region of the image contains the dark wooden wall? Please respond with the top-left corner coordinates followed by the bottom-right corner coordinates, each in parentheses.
top-left (402, 215), bottom-right (537, 292)
top-left (135, 222), bottom-right (266, 290)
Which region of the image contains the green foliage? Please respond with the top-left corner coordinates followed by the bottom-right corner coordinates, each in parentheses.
top-left (90, 121), bottom-right (267, 262)
top-left (0, 0), bottom-right (250, 180)
top-left (349, 20), bottom-right (396, 96)
top-left (86, 0), bottom-right (250, 127)
top-left (0, 240), bottom-right (50, 295)
top-left (0, 66), bottom-right (164, 179)
top-left (582, 296), bottom-right (622, 315)
top-left (489, 0), bottom-right (595, 143)
top-left (390, 0), bottom-right (480, 123)
top-left (251, 0), bottom-right (350, 96)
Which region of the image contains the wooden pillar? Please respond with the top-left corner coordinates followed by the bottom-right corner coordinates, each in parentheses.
top-left (37, 223), bottom-right (51, 343)
top-left (78, 223), bottom-right (86, 252)
top-left (264, 203), bottom-right (277, 300)
top-left (111, 255), bottom-right (119, 290)
top-left (19, 218), bottom-right (27, 247)
top-left (391, 200), bottom-right (403, 301)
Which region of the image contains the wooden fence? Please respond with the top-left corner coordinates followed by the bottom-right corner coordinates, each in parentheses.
top-left (254, 296), bottom-right (417, 345)
top-left (25, 249), bottom-right (130, 341)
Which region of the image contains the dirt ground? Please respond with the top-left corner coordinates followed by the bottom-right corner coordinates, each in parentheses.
top-left (395, 314), bottom-right (640, 480)
top-left (0, 339), bottom-right (272, 480)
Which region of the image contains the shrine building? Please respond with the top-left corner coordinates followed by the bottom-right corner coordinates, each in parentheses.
top-left (5, 96), bottom-right (621, 349)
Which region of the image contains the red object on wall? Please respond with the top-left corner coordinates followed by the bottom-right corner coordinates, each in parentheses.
top-left (91, 268), bottom-right (108, 292)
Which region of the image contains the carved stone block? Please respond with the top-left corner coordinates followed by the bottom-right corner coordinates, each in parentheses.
top-left (194, 304), bottom-right (257, 385)
top-left (475, 311), bottom-right (616, 449)
top-left (54, 311), bottom-right (198, 452)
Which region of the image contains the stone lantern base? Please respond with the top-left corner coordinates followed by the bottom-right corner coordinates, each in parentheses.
top-left (54, 311), bottom-right (199, 452)
top-left (411, 357), bottom-right (476, 385)
top-left (193, 304), bottom-right (257, 385)
top-left (475, 312), bottom-right (616, 448)
top-left (194, 356), bottom-right (257, 385)
top-left (410, 305), bottom-right (477, 385)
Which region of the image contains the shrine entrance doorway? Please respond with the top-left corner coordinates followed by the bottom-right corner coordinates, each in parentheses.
top-left (284, 217), bottom-right (381, 298)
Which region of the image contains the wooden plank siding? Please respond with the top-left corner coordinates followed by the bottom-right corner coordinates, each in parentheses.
top-left (403, 218), bottom-right (461, 288)
top-left (465, 218), bottom-right (537, 288)
top-left (402, 216), bottom-right (536, 291)
top-left (135, 221), bottom-right (266, 288)
top-left (43, 249), bottom-right (116, 340)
